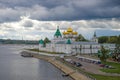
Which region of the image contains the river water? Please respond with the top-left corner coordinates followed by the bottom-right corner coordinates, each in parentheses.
top-left (0, 44), bottom-right (73, 80)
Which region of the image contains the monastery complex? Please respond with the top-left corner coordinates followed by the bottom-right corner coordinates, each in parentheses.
top-left (39, 26), bottom-right (115, 55)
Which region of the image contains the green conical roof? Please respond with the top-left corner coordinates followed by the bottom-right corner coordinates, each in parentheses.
top-left (66, 39), bottom-right (71, 44)
top-left (39, 39), bottom-right (44, 44)
top-left (54, 26), bottom-right (62, 37)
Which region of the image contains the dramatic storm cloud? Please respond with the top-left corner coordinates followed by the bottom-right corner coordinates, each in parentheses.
top-left (0, 0), bottom-right (120, 22)
top-left (0, 0), bottom-right (120, 40)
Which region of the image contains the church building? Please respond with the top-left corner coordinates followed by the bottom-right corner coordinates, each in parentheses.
top-left (39, 26), bottom-right (115, 55)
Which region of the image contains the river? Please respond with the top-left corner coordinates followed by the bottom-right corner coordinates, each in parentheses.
top-left (0, 44), bottom-right (73, 80)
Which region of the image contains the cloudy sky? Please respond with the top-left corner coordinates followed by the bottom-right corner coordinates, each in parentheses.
top-left (0, 0), bottom-right (120, 40)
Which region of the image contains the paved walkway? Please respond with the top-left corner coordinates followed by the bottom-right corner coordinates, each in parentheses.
top-left (32, 54), bottom-right (91, 80)
top-left (23, 50), bottom-right (64, 57)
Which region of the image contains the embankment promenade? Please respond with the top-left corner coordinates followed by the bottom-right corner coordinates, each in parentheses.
top-left (22, 51), bottom-right (91, 80)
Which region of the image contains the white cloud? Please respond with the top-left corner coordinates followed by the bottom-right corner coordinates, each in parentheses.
top-left (0, 17), bottom-right (120, 40)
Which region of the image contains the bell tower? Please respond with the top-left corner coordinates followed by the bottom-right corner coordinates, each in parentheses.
top-left (91, 31), bottom-right (98, 43)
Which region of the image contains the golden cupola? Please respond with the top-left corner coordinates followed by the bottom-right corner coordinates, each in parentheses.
top-left (72, 31), bottom-right (78, 35)
top-left (63, 27), bottom-right (74, 35)
top-left (63, 27), bottom-right (78, 39)
top-left (63, 27), bottom-right (78, 36)
top-left (63, 31), bottom-right (69, 35)
top-left (67, 27), bottom-right (73, 32)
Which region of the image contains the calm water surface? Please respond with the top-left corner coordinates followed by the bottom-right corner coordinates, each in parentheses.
top-left (0, 44), bottom-right (73, 80)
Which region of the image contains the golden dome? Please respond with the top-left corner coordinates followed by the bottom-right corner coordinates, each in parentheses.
top-left (63, 27), bottom-right (78, 35)
top-left (63, 31), bottom-right (69, 35)
top-left (67, 27), bottom-right (73, 32)
top-left (72, 31), bottom-right (78, 35)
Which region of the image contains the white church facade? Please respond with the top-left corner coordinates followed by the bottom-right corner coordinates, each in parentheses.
top-left (39, 26), bottom-right (115, 55)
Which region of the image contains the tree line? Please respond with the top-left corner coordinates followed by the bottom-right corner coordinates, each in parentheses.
top-left (98, 35), bottom-right (120, 44)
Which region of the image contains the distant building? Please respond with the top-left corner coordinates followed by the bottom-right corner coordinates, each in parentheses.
top-left (39, 26), bottom-right (115, 55)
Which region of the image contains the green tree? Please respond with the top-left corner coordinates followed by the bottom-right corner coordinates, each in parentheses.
top-left (116, 35), bottom-right (120, 44)
top-left (75, 34), bottom-right (87, 41)
top-left (44, 37), bottom-right (51, 43)
top-left (98, 46), bottom-right (109, 62)
top-left (41, 37), bottom-right (51, 47)
top-left (98, 36), bottom-right (108, 43)
top-left (112, 44), bottom-right (120, 61)
top-left (98, 35), bottom-right (120, 44)
top-left (107, 36), bottom-right (118, 43)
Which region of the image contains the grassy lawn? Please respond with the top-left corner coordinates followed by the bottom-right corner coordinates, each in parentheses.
top-left (100, 62), bottom-right (120, 74)
top-left (90, 74), bottom-right (120, 80)
top-left (26, 48), bottom-right (39, 52)
top-left (26, 48), bottom-right (65, 54)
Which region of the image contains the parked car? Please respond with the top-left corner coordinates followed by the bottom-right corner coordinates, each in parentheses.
top-left (76, 62), bottom-right (82, 67)
top-left (70, 61), bottom-right (76, 65)
top-left (99, 64), bottom-right (105, 67)
top-left (65, 59), bottom-right (72, 62)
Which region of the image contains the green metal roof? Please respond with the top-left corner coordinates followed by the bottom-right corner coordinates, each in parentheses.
top-left (66, 39), bottom-right (71, 44)
top-left (39, 39), bottom-right (44, 44)
top-left (54, 26), bottom-right (62, 37)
